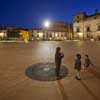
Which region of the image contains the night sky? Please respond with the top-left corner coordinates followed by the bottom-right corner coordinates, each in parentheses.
top-left (0, 0), bottom-right (100, 28)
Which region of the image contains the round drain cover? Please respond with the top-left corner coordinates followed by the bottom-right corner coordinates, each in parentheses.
top-left (26, 63), bottom-right (68, 81)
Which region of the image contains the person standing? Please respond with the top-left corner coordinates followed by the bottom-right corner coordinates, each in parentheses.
top-left (74, 53), bottom-right (82, 80)
top-left (55, 47), bottom-right (64, 78)
top-left (84, 55), bottom-right (94, 70)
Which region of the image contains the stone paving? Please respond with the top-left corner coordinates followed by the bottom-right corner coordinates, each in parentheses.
top-left (0, 41), bottom-right (100, 100)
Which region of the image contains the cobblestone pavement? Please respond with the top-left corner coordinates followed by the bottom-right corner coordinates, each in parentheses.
top-left (0, 41), bottom-right (100, 100)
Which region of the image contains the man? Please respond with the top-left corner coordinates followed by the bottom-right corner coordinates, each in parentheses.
top-left (55, 47), bottom-right (64, 78)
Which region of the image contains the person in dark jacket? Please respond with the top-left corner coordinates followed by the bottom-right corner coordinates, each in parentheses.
top-left (55, 47), bottom-right (64, 77)
top-left (74, 53), bottom-right (81, 80)
top-left (84, 55), bottom-right (94, 70)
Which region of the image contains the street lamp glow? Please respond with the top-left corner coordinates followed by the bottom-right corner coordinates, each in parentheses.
top-left (55, 34), bottom-right (58, 37)
top-left (78, 33), bottom-right (83, 36)
top-left (0, 33), bottom-right (5, 37)
top-left (44, 20), bottom-right (50, 28)
top-left (38, 33), bottom-right (43, 37)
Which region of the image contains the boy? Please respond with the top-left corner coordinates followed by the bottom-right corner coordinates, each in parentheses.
top-left (84, 55), bottom-right (94, 70)
top-left (55, 47), bottom-right (64, 78)
top-left (74, 54), bottom-right (82, 80)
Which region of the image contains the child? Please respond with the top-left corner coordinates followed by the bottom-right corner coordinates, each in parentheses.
top-left (74, 53), bottom-right (82, 80)
top-left (55, 47), bottom-right (64, 77)
top-left (84, 55), bottom-right (93, 70)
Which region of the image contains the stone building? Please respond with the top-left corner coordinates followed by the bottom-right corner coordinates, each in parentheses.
top-left (0, 26), bottom-right (29, 40)
top-left (30, 21), bottom-right (73, 41)
top-left (73, 9), bottom-right (100, 40)
top-left (0, 21), bottom-right (73, 41)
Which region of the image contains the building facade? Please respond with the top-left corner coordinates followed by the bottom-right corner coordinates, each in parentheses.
top-left (0, 21), bottom-right (73, 41)
top-left (30, 21), bottom-right (73, 41)
top-left (73, 9), bottom-right (100, 40)
top-left (0, 26), bottom-right (29, 40)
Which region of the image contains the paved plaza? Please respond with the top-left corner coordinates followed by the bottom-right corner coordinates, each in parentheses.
top-left (0, 41), bottom-right (100, 100)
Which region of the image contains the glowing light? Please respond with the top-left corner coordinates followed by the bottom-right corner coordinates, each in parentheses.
top-left (0, 33), bottom-right (5, 37)
top-left (91, 39), bottom-right (94, 41)
top-left (64, 37), bottom-right (67, 40)
top-left (78, 33), bottom-right (83, 36)
top-left (37, 38), bottom-right (39, 40)
top-left (44, 20), bottom-right (50, 28)
top-left (21, 30), bottom-right (29, 40)
top-left (55, 34), bottom-right (58, 37)
top-left (38, 33), bottom-right (43, 37)
top-left (20, 33), bottom-right (22, 35)
top-left (49, 37), bottom-right (52, 40)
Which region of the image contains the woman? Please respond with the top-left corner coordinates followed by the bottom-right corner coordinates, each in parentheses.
top-left (55, 47), bottom-right (64, 77)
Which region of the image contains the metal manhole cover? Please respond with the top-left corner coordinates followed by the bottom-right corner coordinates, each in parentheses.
top-left (25, 63), bottom-right (68, 81)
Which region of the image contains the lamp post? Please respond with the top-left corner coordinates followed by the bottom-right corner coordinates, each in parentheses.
top-left (44, 20), bottom-right (51, 40)
top-left (44, 20), bottom-right (52, 63)
top-left (44, 21), bottom-right (50, 28)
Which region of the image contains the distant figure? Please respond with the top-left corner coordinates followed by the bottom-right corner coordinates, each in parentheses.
top-left (84, 55), bottom-right (94, 70)
top-left (74, 54), bottom-right (82, 80)
top-left (55, 47), bottom-right (64, 77)
top-left (24, 39), bottom-right (29, 44)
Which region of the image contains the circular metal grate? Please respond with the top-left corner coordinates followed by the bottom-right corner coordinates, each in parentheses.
top-left (25, 63), bottom-right (68, 81)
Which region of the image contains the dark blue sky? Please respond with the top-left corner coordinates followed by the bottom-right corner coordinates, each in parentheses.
top-left (0, 0), bottom-right (100, 28)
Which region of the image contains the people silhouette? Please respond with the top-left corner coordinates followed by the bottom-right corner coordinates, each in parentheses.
top-left (74, 53), bottom-right (82, 80)
top-left (55, 47), bottom-right (64, 78)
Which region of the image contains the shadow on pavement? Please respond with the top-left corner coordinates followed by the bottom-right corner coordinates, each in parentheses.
top-left (79, 80), bottom-right (99, 100)
top-left (57, 80), bottom-right (68, 100)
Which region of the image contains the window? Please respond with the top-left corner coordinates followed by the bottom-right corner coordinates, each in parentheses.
top-left (73, 19), bottom-right (76, 22)
top-left (76, 16), bottom-right (80, 23)
top-left (37, 34), bottom-right (39, 37)
top-left (77, 21), bottom-right (80, 23)
top-left (97, 25), bottom-right (100, 31)
top-left (87, 34), bottom-right (90, 38)
top-left (76, 27), bottom-right (80, 32)
top-left (50, 34), bottom-right (52, 37)
top-left (43, 34), bottom-right (45, 37)
top-left (77, 16), bottom-right (79, 19)
top-left (94, 17), bottom-right (96, 19)
top-left (86, 27), bottom-right (91, 32)
top-left (61, 34), bottom-right (63, 37)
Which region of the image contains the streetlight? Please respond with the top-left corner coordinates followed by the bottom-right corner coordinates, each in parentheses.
top-left (78, 32), bottom-right (83, 36)
top-left (44, 20), bottom-right (51, 28)
top-left (43, 20), bottom-right (51, 40)
top-left (43, 20), bottom-right (52, 63)
top-left (78, 32), bottom-right (83, 40)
